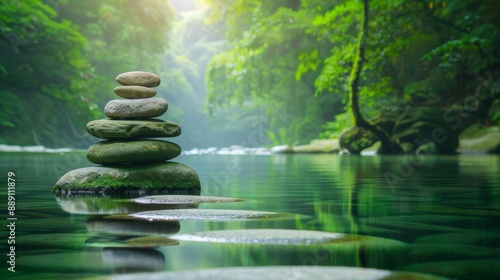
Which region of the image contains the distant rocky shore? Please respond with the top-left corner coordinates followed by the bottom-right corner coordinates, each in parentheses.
top-left (1, 126), bottom-right (498, 155)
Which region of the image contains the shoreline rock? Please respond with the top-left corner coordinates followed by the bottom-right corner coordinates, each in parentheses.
top-left (458, 124), bottom-right (500, 154)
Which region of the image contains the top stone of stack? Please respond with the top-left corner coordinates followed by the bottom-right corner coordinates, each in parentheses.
top-left (116, 71), bottom-right (161, 87)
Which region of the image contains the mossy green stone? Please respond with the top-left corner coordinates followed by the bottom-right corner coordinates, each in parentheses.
top-left (86, 119), bottom-right (181, 139)
top-left (52, 162), bottom-right (201, 196)
top-left (87, 140), bottom-right (180, 164)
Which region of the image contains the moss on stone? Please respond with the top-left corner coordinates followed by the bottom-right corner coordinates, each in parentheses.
top-left (53, 162), bottom-right (201, 196)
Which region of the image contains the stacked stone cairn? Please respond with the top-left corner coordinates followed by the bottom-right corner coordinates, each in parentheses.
top-left (53, 71), bottom-right (201, 196)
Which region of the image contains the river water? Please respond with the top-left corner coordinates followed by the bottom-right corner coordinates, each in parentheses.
top-left (1, 152), bottom-right (499, 279)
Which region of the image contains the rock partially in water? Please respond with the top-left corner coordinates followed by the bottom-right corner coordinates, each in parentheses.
top-left (130, 195), bottom-right (243, 205)
top-left (87, 140), bottom-right (180, 164)
top-left (124, 209), bottom-right (297, 221)
top-left (293, 139), bottom-right (340, 153)
top-left (90, 266), bottom-right (447, 280)
top-left (270, 145), bottom-right (294, 154)
top-left (116, 71), bottom-right (161, 87)
top-left (114, 85), bottom-right (156, 99)
top-left (52, 162), bottom-right (201, 196)
top-left (170, 229), bottom-right (409, 268)
top-left (458, 124), bottom-right (500, 154)
top-left (104, 98), bottom-right (168, 119)
top-left (171, 229), bottom-right (344, 245)
top-left (87, 119), bottom-right (181, 139)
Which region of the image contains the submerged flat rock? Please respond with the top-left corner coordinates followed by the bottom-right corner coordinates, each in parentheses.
top-left (114, 85), bottom-right (156, 99)
top-left (124, 209), bottom-right (295, 221)
top-left (92, 266), bottom-right (447, 280)
top-left (130, 195), bottom-right (243, 204)
top-left (172, 229), bottom-right (344, 245)
top-left (87, 140), bottom-right (180, 164)
top-left (170, 229), bottom-right (408, 248)
top-left (52, 162), bottom-right (201, 196)
top-left (116, 71), bottom-right (161, 87)
top-left (104, 98), bottom-right (168, 119)
top-left (86, 119), bottom-right (181, 139)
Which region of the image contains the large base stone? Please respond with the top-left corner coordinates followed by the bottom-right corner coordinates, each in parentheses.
top-left (52, 162), bottom-right (201, 196)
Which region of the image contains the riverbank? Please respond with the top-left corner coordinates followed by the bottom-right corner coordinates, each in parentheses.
top-left (1, 127), bottom-right (498, 156)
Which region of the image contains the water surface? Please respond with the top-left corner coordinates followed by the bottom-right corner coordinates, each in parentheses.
top-left (1, 152), bottom-right (499, 279)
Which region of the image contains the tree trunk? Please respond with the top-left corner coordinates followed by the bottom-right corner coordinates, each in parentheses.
top-left (349, 0), bottom-right (399, 154)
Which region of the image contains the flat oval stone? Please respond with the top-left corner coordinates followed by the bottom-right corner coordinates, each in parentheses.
top-left (116, 71), bottom-right (161, 87)
top-left (124, 209), bottom-right (296, 221)
top-left (114, 85), bottom-right (156, 99)
top-left (86, 119), bottom-right (181, 139)
top-left (104, 98), bottom-right (168, 119)
top-left (130, 195), bottom-right (243, 204)
top-left (87, 140), bottom-right (180, 164)
top-left (52, 162), bottom-right (201, 196)
top-left (98, 266), bottom-right (448, 280)
top-left (172, 229), bottom-right (344, 245)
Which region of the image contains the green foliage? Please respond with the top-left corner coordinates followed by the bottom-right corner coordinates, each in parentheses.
top-left (319, 113), bottom-right (352, 139)
top-left (203, 0), bottom-right (344, 145)
top-left (0, 0), bottom-right (175, 147)
top-left (266, 128), bottom-right (291, 146)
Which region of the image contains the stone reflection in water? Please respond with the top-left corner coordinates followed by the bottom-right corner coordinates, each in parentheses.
top-left (102, 247), bottom-right (166, 273)
top-left (56, 195), bottom-right (200, 215)
top-left (87, 216), bottom-right (180, 236)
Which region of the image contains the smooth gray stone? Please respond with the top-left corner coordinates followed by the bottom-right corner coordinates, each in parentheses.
top-left (116, 71), bottom-right (161, 87)
top-left (172, 229), bottom-right (345, 244)
top-left (125, 209), bottom-right (296, 221)
top-left (86, 119), bottom-right (181, 139)
top-left (52, 162), bottom-right (201, 196)
top-left (104, 98), bottom-right (168, 119)
top-left (130, 195), bottom-right (242, 204)
top-left (86, 140), bottom-right (180, 164)
top-left (114, 85), bottom-right (156, 99)
top-left (99, 266), bottom-right (448, 280)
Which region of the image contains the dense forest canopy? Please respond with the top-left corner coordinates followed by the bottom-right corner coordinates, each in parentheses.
top-left (0, 0), bottom-right (174, 147)
top-left (203, 0), bottom-right (499, 152)
top-left (0, 0), bottom-right (499, 152)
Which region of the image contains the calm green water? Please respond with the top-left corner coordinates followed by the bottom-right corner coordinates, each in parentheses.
top-left (1, 152), bottom-right (499, 279)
